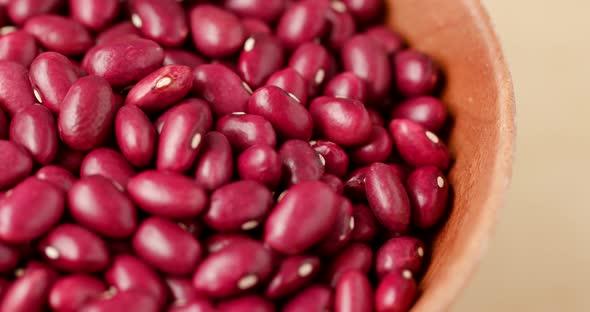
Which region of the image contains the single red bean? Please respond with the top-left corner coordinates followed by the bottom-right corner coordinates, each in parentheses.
top-left (349, 125), bottom-right (393, 165)
top-left (163, 49), bottom-right (207, 69)
top-left (335, 270), bottom-right (373, 312)
top-left (391, 96), bottom-right (447, 132)
top-left (241, 17), bottom-right (272, 35)
top-left (279, 139), bottom-right (324, 186)
top-left (204, 233), bottom-right (256, 254)
top-left (80, 289), bottom-right (159, 312)
top-left (238, 33), bottom-right (284, 88)
top-left (127, 170), bottom-right (208, 219)
top-left (224, 0), bottom-right (284, 22)
top-left (193, 239), bottom-right (273, 298)
top-left (166, 277), bottom-right (202, 304)
top-left (351, 203), bottom-right (378, 242)
top-left (366, 26), bottom-right (404, 55)
top-left (367, 108), bottom-right (385, 126)
top-left (0, 30), bottom-right (38, 67)
top-left (58, 75), bottom-right (116, 151)
top-left (393, 49), bottom-right (440, 97)
top-left (114, 105), bottom-right (157, 168)
top-left (325, 4), bottom-right (356, 49)
top-left (288, 42), bottom-right (333, 95)
top-left (276, 0), bottom-right (329, 50)
top-left (389, 118), bottom-right (450, 170)
top-left (376, 237), bottom-right (425, 278)
top-left (365, 162), bottom-right (411, 233)
top-left (0, 108), bottom-right (7, 139)
top-left (0, 61), bottom-right (35, 116)
top-left (309, 96), bottom-right (372, 146)
top-left (0, 177), bottom-right (64, 243)
top-left (237, 144), bottom-right (282, 189)
top-left (9, 104), bottom-right (58, 164)
top-left (323, 72), bottom-right (367, 103)
top-left (0, 262), bottom-right (58, 312)
top-left (69, 0), bottom-right (119, 31)
top-left (310, 140), bottom-right (349, 177)
top-left (325, 243), bottom-right (373, 286)
top-left (375, 271), bottom-right (417, 312)
top-left (406, 166), bottom-right (449, 229)
top-left (105, 254), bottom-right (168, 308)
top-left (52, 144), bottom-right (85, 173)
top-left (217, 295), bottom-right (274, 312)
top-left (342, 0), bottom-right (380, 23)
top-left (95, 22), bottom-right (142, 45)
top-left (343, 166), bottom-right (369, 200)
top-left (189, 4), bottom-right (245, 58)
top-left (321, 173), bottom-right (344, 194)
top-left (341, 34), bottom-right (391, 103)
top-left (194, 131), bottom-right (234, 190)
top-left (80, 148), bottom-right (136, 190)
top-left (36, 165), bottom-right (76, 191)
top-left (7, 0), bottom-right (63, 25)
top-left (265, 255), bottom-right (320, 299)
top-left (265, 68), bottom-right (308, 105)
top-left (82, 39), bottom-right (164, 89)
top-left (129, 0), bottom-right (187, 47)
top-left (0, 242), bottom-right (19, 273)
top-left (49, 274), bottom-right (107, 312)
top-left (216, 113), bottom-right (276, 152)
top-left (282, 285), bottom-right (332, 312)
top-left (316, 197), bottom-right (354, 255)
top-left (192, 64), bottom-right (251, 116)
top-left (29, 52), bottom-right (79, 114)
top-left (24, 15), bottom-right (92, 56)
top-left (248, 86), bottom-right (313, 140)
top-left (168, 299), bottom-right (216, 312)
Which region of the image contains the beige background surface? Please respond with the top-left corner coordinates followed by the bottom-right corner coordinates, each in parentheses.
top-left (455, 1), bottom-right (590, 311)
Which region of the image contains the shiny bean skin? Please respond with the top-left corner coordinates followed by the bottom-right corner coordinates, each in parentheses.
top-left (9, 104), bottom-right (58, 164)
top-left (194, 131), bottom-right (234, 190)
top-left (29, 52), bottom-right (80, 114)
top-left (406, 166), bottom-right (449, 229)
top-left (323, 72), bottom-right (367, 103)
top-left (349, 125), bottom-right (393, 165)
top-left (192, 64), bottom-right (251, 116)
top-left (204, 233), bottom-right (257, 254)
top-left (238, 33), bottom-right (284, 89)
top-left (167, 299), bottom-right (216, 312)
top-left (0, 263), bottom-right (58, 312)
top-left (80, 289), bottom-right (159, 312)
top-left (0, 61), bottom-right (35, 116)
top-left (391, 96), bottom-right (447, 132)
top-left (393, 50), bottom-right (440, 97)
top-left (279, 139), bottom-right (325, 186)
top-left (125, 65), bottom-right (193, 113)
top-left (310, 140), bottom-right (349, 177)
top-left (80, 148), bottom-right (136, 190)
top-left (114, 105), bottom-right (157, 168)
top-left (224, 0), bottom-right (284, 22)
top-left (315, 197), bottom-right (354, 255)
top-left (309, 96), bottom-right (372, 146)
top-left (325, 5), bottom-right (356, 49)
top-left (0, 242), bottom-right (19, 273)
top-left (276, 0), bottom-right (329, 50)
top-left (237, 144), bottom-right (282, 189)
top-left (163, 49), bottom-right (207, 69)
top-left (129, 0), bottom-right (188, 47)
top-left (265, 68), bottom-right (308, 105)
top-left (288, 42), bottom-right (333, 95)
top-left (335, 270), bottom-right (373, 312)
top-left (58, 75), bottom-right (117, 151)
top-left (216, 113), bottom-right (276, 152)
top-left (95, 22), bottom-right (142, 46)
top-left (325, 243), bottom-right (373, 286)
top-left (7, 0), bottom-right (64, 25)
top-left (49, 274), bottom-right (107, 312)
top-left (242, 17), bottom-right (272, 35)
top-left (376, 237), bottom-right (425, 277)
top-left (189, 4), bottom-right (246, 58)
top-left (127, 170), bottom-right (208, 219)
top-left (217, 295), bottom-right (275, 312)
top-left (69, 0), bottom-right (120, 31)
top-left (389, 118), bottom-right (450, 170)
top-left (366, 26), bottom-right (404, 55)
top-left (248, 86), bottom-right (313, 140)
top-left (265, 255), bottom-right (320, 299)
top-left (0, 177), bottom-right (64, 243)
top-left (342, 0), bottom-right (381, 23)
top-left (365, 162), bottom-right (411, 233)
top-left (282, 285), bottom-right (332, 312)
top-left (24, 15), bottom-right (93, 56)
top-left (36, 165), bottom-right (76, 191)
top-left (165, 277), bottom-right (202, 304)
top-left (375, 271), bottom-right (417, 312)
top-left (0, 30), bottom-right (38, 67)
top-left (350, 203), bottom-right (378, 242)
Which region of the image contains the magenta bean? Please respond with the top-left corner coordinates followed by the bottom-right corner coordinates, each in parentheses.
top-left (80, 148), bottom-right (136, 190)
top-left (168, 299), bottom-right (216, 312)
top-left (366, 26), bottom-right (404, 54)
top-left (342, 0), bottom-right (380, 23)
top-left (0, 140), bottom-right (28, 188)
top-left (189, 4), bottom-right (245, 57)
top-left (114, 105), bottom-right (157, 168)
top-left (0, 61), bottom-right (35, 116)
top-left (192, 64), bottom-right (251, 116)
top-left (310, 140), bottom-right (349, 177)
top-left (29, 52), bottom-right (79, 113)
top-left (341, 34), bottom-right (391, 103)
top-left (283, 285), bottom-right (332, 312)
top-left (343, 166), bottom-right (369, 200)
top-left (0, 177), bottom-right (64, 243)
top-left (82, 39), bottom-right (164, 89)
top-left (389, 118), bottom-right (450, 170)
top-left (265, 255), bottom-right (320, 299)
top-left (49, 274), bottom-right (107, 312)
top-left (52, 145), bottom-right (85, 173)
top-left (375, 271), bottom-right (417, 312)
top-left (391, 96), bottom-right (447, 132)
top-left (9, 104), bottom-right (58, 164)
top-left (157, 99), bottom-right (213, 171)
top-left (406, 166), bottom-right (449, 229)
top-left (127, 170), bottom-right (208, 218)
top-left (351, 203), bottom-right (378, 242)
top-left (325, 243), bottom-right (373, 286)
top-left (129, 0), bottom-right (187, 47)
top-left (204, 233), bottom-right (256, 254)
top-left (309, 96), bottom-right (372, 146)
top-left (39, 223), bottom-right (110, 272)
top-left (69, 0), bottom-right (120, 31)
top-left (325, 5), bottom-right (355, 49)
top-left (376, 237), bottom-right (425, 278)
top-left (0, 30), bottom-right (38, 67)
top-left (265, 68), bottom-right (308, 105)
top-left (276, 0), bottom-right (329, 49)
top-left (316, 197), bottom-right (354, 255)
top-left (238, 33), bottom-right (284, 89)
top-left (367, 108), bottom-right (385, 126)
top-left (194, 131), bottom-right (234, 190)
top-left (323, 72), bottom-right (367, 102)
top-left (334, 270), bottom-right (372, 312)
top-left (0, 108), bottom-right (6, 139)
top-left (279, 139), bottom-right (324, 186)
top-left (7, 0), bottom-right (63, 25)
top-left (237, 144), bottom-right (282, 189)
top-left (241, 17), bottom-right (272, 35)
top-left (0, 263), bottom-right (58, 312)
top-left (0, 242), bottom-right (19, 273)
top-left (24, 15), bottom-right (92, 56)
top-left (80, 289), bottom-right (159, 312)
top-left (193, 239), bottom-right (273, 298)
top-left (248, 86), bottom-right (313, 140)
top-left (224, 0), bottom-right (284, 22)
top-left (166, 277), bottom-right (202, 304)
top-left (218, 295), bottom-right (274, 312)
top-left (163, 49), bottom-right (207, 69)
top-left (394, 49), bottom-right (440, 97)
top-left (95, 22), bottom-right (142, 45)
top-left (288, 42), bottom-right (333, 95)
top-left (365, 162), bottom-right (411, 233)
top-left (349, 125), bottom-right (393, 165)
top-left (216, 113), bottom-right (276, 151)
top-left (36, 165), bottom-right (76, 191)
top-left (58, 75), bottom-right (116, 151)
top-left (321, 173), bottom-right (344, 194)
top-left (105, 254), bottom-right (168, 308)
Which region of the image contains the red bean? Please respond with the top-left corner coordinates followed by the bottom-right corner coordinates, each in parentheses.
top-left (325, 4), bottom-right (356, 49)
top-left (349, 125), bottom-right (393, 165)
top-left (0, 242), bottom-right (19, 273)
top-left (204, 233), bottom-right (256, 254)
top-left (165, 277), bottom-right (202, 304)
top-left (80, 148), bottom-right (136, 190)
top-left (189, 4), bottom-right (245, 58)
top-left (323, 72), bottom-right (367, 103)
top-left (406, 166), bottom-right (449, 229)
top-left (279, 139), bottom-right (324, 186)
top-left (309, 96), bottom-right (372, 146)
top-left (325, 243), bottom-right (373, 286)
top-left (282, 285), bottom-right (332, 312)
top-left (7, 0), bottom-right (63, 25)
top-left (389, 118), bottom-right (450, 170)
top-left (95, 22), bottom-right (142, 46)
top-left (216, 113), bottom-right (276, 152)
top-left (114, 105), bottom-right (157, 168)
top-left (9, 104), bottom-right (58, 164)
top-left (276, 0), bottom-right (329, 50)
top-left (24, 15), bottom-right (92, 56)
top-left (80, 289), bottom-right (159, 312)
top-left (343, 166), bottom-right (369, 200)
top-left (350, 203), bottom-right (378, 242)
top-left (52, 144), bottom-right (85, 173)
top-left (393, 49), bottom-right (440, 97)
top-left (342, 0), bottom-right (380, 23)
top-left (129, 0), bottom-right (188, 47)
top-left (49, 274), bottom-right (107, 312)
top-left (192, 64), bottom-right (251, 116)
top-left (316, 197), bottom-right (354, 255)
top-left (288, 42), bottom-right (333, 95)
top-left (310, 140), bottom-right (349, 177)
top-left (241, 17), bottom-right (272, 35)
top-left (375, 271), bottom-right (417, 312)
top-left (127, 170), bottom-right (208, 219)
top-left (193, 238), bottom-right (273, 298)
top-left (163, 49), bottom-right (207, 69)
top-left (194, 131), bottom-right (234, 190)
top-left (125, 65), bottom-right (193, 113)
top-left (321, 173), bottom-right (344, 194)
top-left (376, 237), bottom-right (425, 278)
top-left (224, 0), bottom-right (284, 22)
top-left (0, 61), bottom-right (35, 116)
top-left (157, 98), bottom-right (213, 172)
top-left (238, 33), bottom-right (285, 88)
top-left (69, 0), bottom-right (120, 31)
top-left (265, 68), bottom-right (308, 105)
top-left (391, 96), bottom-right (447, 132)
top-left (265, 255), bottom-right (320, 299)
top-left (0, 30), bottom-right (38, 67)
top-left (0, 262), bottom-right (58, 312)
top-left (335, 270), bottom-right (373, 312)
top-left (35, 165), bottom-right (76, 191)
top-left (0, 177), bottom-right (64, 243)
top-left (366, 26), bottom-right (404, 55)
top-left (168, 299), bottom-right (215, 312)
top-left (0, 108), bottom-right (7, 139)
top-left (237, 144), bottom-right (282, 189)
top-left (68, 175), bottom-right (137, 238)
top-left (29, 52), bottom-right (79, 114)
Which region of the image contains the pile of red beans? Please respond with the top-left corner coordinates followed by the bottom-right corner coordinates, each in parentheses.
top-left (0, 0), bottom-right (451, 311)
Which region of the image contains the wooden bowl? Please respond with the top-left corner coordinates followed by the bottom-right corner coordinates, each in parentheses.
top-left (385, 0), bottom-right (516, 310)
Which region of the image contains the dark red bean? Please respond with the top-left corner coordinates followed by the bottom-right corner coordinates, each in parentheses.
top-left (309, 96), bottom-right (372, 146)
top-left (276, 0), bottom-right (329, 50)
top-left (129, 0), bottom-right (188, 47)
top-left (80, 289), bottom-right (159, 312)
top-left (366, 26), bottom-right (404, 55)
top-left (282, 285), bottom-right (332, 312)
top-left (80, 148), bottom-right (136, 190)
top-left (367, 108), bottom-right (385, 126)
top-left (0, 242), bottom-right (19, 273)
top-left (165, 277), bottom-right (202, 304)
top-left (288, 42), bottom-right (333, 95)
top-left (320, 173), bottom-right (344, 194)
top-left (325, 4), bottom-right (356, 49)
top-left (265, 255), bottom-right (320, 299)
top-left (0, 108), bottom-right (7, 139)
top-left (335, 270), bottom-right (373, 312)
top-left (125, 65), bottom-right (193, 113)
top-left (279, 139), bottom-right (324, 186)
top-left (238, 33), bottom-right (284, 88)
top-left (323, 72), bottom-right (367, 103)
top-left (7, 0), bottom-right (63, 25)
top-left (69, 0), bottom-right (120, 31)
top-left (406, 166), bottom-right (449, 228)
top-left (52, 144), bottom-right (85, 173)
top-left (242, 17), bottom-right (272, 35)
top-left (349, 125), bottom-right (393, 165)
top-left (389, 118), bottom-right (450, 170)
top-left (0, 61), bottom-right (35, 116)
top-left (36, 165), bottom-right (76, 191)
top-left (224, 0), bottom-right (284, 22)
top-left (350, 203), bottom-right (378, 242)
top-left (24, 15), bottom-right (92, 56)
top-left (82, 39), bottom-right (164, 89)
top-left (342, 0), bottom-right (380, 23)
top-left (388, 163), bottom-right (411, 181)
top-left (192, 64), bottom-right (251, 116)
top-left (237, 144), bottom-right (282, 189)
top-left (204, 233), bottom-right (256, 254)
top-left (217, 297), bottom-right (273, 312)
top-left (310, 140), bottom-right (349, 177)
top-left (49, 274), bottom-right (107, 312)
top-left (95, 22), bottom-right (142, 46)
top-left (189, 4), bottom-right (245, 58)
top-left (29, 52), bottom-right (79, 114)
top-left (168, 299), bottom-right (215, 312)
top-left (394, 49), bottom-right (440, 97)
top-left (9, 104), bottom-right (58, 164)
top-left (391, 96), bottom-right (447, 132)
top-left (163, 49), bottom-right (206, 69)
top-left (0, 177), bottom-right (64, 243)
top-left (248, 86), bottom-right (313, 140)
top-left (265, 68), bottom-right (308, 105)
top-left (114, 105), bottom-right (157, 168)
top-left (216, 113), bottom-right (276, 152)
top-left (375, 271), bottom-right (417, 312)
top-left (0, 262), bottom-right (58, 312)
top-left (316, 197), bottom-right (354, 255)
top-left (194, 131), bottom-right (234, 190)
top-left (127, 170), bottom-right (208, 219)
top-left (376, 237), bottom-right (424, 278)
top-left (193, 239), bottom-right (273, 298)
top-left (157, 98), bottom-right (213, 172)
top-left (343, 166), bottom-right (369, 200)
top-left (325, 243), bottom-right (373, 286)
top-left (0, 30), bottom-right (38, 67)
